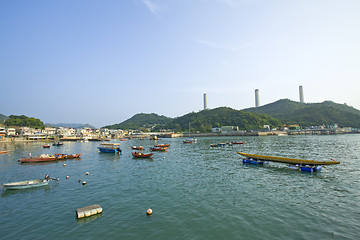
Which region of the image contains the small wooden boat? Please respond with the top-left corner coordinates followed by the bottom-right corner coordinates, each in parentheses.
top-left (132, 152), bottom-right (154, 158)
top-left (18, 154), bottom-right (65, 163)
top-left (231, 141), bottom-right (245, 145)
top-left (53, 142), bottom-right (63, 146)
top-left (237, 152), bottom-right (340, 165)
top-left (154, 144), bottom-right (170, 148)
top-left (132, 146), bottom-right (144, 150)
top-left (1, 175), bottom-right (59, 190)
top-left (1, 179), bottom-right (50, 190)
top-left (43, 144), bottom-right (50, 148)
top-left (210, 144), bottom-right (218, 147)
top-left (149, 147), bottom-right (168, 152)
top-left (0, 150), bottom-right (10, 154)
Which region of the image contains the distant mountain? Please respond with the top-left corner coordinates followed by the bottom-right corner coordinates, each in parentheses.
top-left (244, 99), bottom-right (360, 127)
top-left (104, 108), bottom-right (282, 132)
top-left (46, 123), bottom-right (96, 129)
top-left (0, 113), bottom-right (8, 123)
top-left (103, 113), bottom-right (172, 130)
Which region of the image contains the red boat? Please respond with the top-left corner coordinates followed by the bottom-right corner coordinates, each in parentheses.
top-left (132, 152), bottom-right (154, 158)
top-left (43, 144), bottom-right (50, 148)
top-left (132, 146), bottom-right (144, 150)
top-left (154, 144), bottom-right (170, 148)
top-left (231, 142), bottom-right (245, 145)
top-left (149, 147), bottom-right (168, 152)
top-left (19, 154), bottom-right (65, 163)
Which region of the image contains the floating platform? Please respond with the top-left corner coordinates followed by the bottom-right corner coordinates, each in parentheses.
top-left (237, 152), bottom-right (340, 165)
top-left (76, 204), bottom-right (103, 219)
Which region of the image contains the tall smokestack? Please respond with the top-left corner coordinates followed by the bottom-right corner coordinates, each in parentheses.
top-left (204, 93), bottom-right (208, 110)
top-left (299, 85), bottom-right (304, 103)
top-left (255, 89), bottom-right (259, 108)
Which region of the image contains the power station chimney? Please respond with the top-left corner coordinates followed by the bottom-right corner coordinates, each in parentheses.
top-left (204, 93), bottom-right (208, 110)
top-left (255, 89), bottom-right (259, 108)
top-left (299, 85), bottom-right (304, 103)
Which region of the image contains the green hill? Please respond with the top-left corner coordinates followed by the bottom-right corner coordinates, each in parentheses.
top-left (103, 113), bottom-right (172, 130)
top-left (169, 107), bottom-right (282, 132)
top-left (244, 99), bottom-right (360, 127)
top-left (104, 108), bottom-right (282, 132)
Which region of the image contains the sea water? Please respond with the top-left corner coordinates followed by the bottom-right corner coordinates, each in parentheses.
top-left (0, 134), bottom-right (359, 239)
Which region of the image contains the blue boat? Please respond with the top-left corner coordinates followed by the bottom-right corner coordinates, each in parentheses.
top-left (300, 165), bottom-right (322, 172)
top-left (97, 143), bottom-right (121, 154)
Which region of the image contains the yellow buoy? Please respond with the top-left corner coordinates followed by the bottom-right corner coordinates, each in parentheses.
top-left (63, 163), bottom-right (66, 166)
top-left (78, 179), bottom-right (81, 182)
top-left (146, 208), bottom-right (153, 215)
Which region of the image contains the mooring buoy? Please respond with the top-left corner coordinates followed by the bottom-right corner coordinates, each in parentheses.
top-left (146, 208), bottom-right (153, 215)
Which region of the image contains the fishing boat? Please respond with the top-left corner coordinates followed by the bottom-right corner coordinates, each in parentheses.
top-left (132, 146), bottom-right (144, 150)
top-left (18, 154), bottom-right (66, 163)
top-left (98, 143), bottom-right (121, 153)
top-left (42, 144), bottom-right (50, 148)
top-left (132, 152), bottom-right (154, 158)
top-left (150, 147), bottom-right (168, 152)
top-left (237, 152), bottom-right (340, 165)
top-left (55, 153), bottom-right (82, 159)
top-left (154, 144), bottom-right (170, 147)
top-left (1, 175), bottom-right (58, 190)
top-left (231, 141), bottom-right (245, 145)
top-left (0, 150), bottom-right (10, 154)
top-left (210, 144), bottom-right (218, 147)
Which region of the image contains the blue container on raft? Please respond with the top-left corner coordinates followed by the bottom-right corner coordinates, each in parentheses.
top-left (300, 165), bottom-right (322, 172)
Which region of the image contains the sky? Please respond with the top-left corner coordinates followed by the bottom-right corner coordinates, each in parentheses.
top-left (1, 0), bottom-right (360, 128)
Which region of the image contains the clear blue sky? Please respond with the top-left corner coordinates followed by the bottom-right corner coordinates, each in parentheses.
top-left (1, 0), bottom-right (360, 128)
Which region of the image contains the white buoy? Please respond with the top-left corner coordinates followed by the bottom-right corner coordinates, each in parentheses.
top-left (85, 172), bottom-right (89, 175)
top-left (146, 208), bottom-right (153, 215)
top-left (63, 163), bottom-right (66, 166)
top-left (82, 181), bottom-right (86, 185)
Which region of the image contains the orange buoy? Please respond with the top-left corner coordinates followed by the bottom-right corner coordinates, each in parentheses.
top-left (146, 208), bottom-right (153, 215)
top-left (66, 176), bottom-right (69, 179)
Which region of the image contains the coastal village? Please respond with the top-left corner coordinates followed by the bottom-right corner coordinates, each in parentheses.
top-left (0, 123), bottom-right (358, 142)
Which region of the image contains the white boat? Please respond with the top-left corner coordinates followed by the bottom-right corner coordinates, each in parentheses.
top-left (2, 179), bottom-right (50, 190)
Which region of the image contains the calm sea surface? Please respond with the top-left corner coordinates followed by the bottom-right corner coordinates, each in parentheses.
top-left (1, 135), bottom-right (359, 240)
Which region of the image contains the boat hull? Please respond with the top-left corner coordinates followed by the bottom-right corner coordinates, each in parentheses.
top-left (98, 147), bottom-right (121, 153)
top-left (2, 179), bottom-right (49, 190)
top-left (132, 152), bottom-right (154, 158)
top-left (237, 152), bottom-right (340, 165)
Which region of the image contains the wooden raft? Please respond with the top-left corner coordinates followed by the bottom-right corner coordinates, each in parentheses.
top-left (76, 204), bottom-right (102, 219)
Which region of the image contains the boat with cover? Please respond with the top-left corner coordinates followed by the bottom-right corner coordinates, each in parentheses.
top-left (19, 154), bottom-right (66, 163)
top-left (1, 175), bottom-right (59, 190)
top-left (98, 143), bottom-right (121, 153)
top-left (237, 152), bottom-right (340, 165)
top-left (150, 147), bottom-right (168, 152)
top-left (132, 152), bottom-right (154, 158)
top-left (154, 144), bottom-right (170, 147)
top-left (55, 153), bottom-right (82, 159)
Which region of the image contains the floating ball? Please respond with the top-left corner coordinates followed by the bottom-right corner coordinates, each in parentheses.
top-left (146, 208), bottom-right (153, 215)
top-left (78, 179), bottom-right (81, 182)
top-left (85, 172), bottom-right (89, 175)
top-left (82, 181), bottom-right (86, 185)
top-left (66, 176), bottom-right (69, 179)
top-left (63, 163), bottom-right (66, 166)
